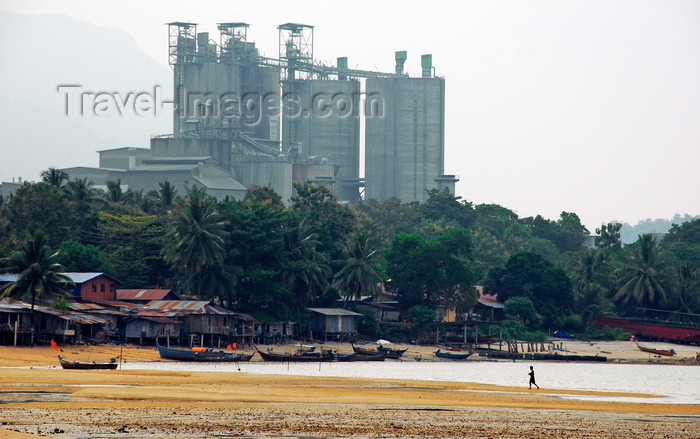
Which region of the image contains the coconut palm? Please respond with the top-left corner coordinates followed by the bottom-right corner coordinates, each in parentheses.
top-left (334, 232), bottom-right (383, 301)
top-left (149, 181), bottom-right (179, 212)
top-left (40, 168), bottom-right (69, 188)
top-left (282, 216), bottom-right (330, 302)
top-left (63, 177), bottom-right (103, 215)
top-left (0, 230), bottom-right (74, 340)
top-left (103, 179), bottom-right (126, 204)
top-left (162, 187), bottom-right (227, 296)
top-left (568, 249), bottom-right (614, 326)
top-left (125, 189), bottom-right (155, 213)
top-left (569, 249), bottom-right (607, 292)
top-left (672, 262), bottom-right (699, 314)
top-left (613, 234), bottom-right (670, 307)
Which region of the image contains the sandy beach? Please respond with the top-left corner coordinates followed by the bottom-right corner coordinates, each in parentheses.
top-left (1, 341), bottom-right (698, 438)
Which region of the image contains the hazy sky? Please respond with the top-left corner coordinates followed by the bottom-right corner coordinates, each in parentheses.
top-left (1, 0), bottom-right (699, 231)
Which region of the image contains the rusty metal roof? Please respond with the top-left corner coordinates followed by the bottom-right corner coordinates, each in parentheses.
top-left (0, 299), bottom-right (108, 325)
top-left (86, 299), bottom-right (144, 313)
top-left (142, 300), bottom-right (236, 317)
top-left (117, 289), bottom-right (174, 301)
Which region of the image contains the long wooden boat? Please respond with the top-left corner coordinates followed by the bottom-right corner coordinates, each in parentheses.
top-left (338, 352), bottom-right (386, 362)
top-left (256, 348), bottom-right (335, 362)
top-left (434, 349), bottom-right (473, 360)
top-left (156, 343), bottom-right (254, 362)
top-left (58, 355), bottom-right (119, 370)
top-left (353, 344), bottom-right (407, 359)
top-left (377, 345), bottom-right (408, 359)
top-left (635, 341), bottom-right (676, 356)
top-left (334, 352), bottom-right (359, 362)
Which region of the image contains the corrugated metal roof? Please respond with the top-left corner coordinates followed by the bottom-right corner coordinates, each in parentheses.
top-left (117, 289), bottom-right (173, 301)
top-left (0, 298), bottom-right (31, 312)
top-left (69, 303), bottom-right (106, 311)
top-left (307, 308), bottom-right (363, 317)
top-left (0, 299), bottom-right (108, 324)
top-left (87, 299), bottom-right (143, 311)
top-left (63, 272), bottom-right (104, 283)
top-left (2, 272), bottom-right (120, 284)
top-left (142, 300), bottom-right (236, 316)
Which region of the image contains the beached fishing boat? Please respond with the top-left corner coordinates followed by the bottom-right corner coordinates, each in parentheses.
top-left (353, 344), bottom-right (407, 359)
top-left (156, 343), bottom-right (254, 362)
top-left (338, 351), bottom-right (385, 361)
top-left (434, 349), bottom-right (473, 360)
top-left (58, 355), bottom-right (119, 370)
top-left (377, 344), bottom-right (408, 359)
top-left (635, 341), bottom-right (676, 356)
top-left (256, 347), bottom-right (335, 362)
top-left (334, 352), bottom-right (359, 362)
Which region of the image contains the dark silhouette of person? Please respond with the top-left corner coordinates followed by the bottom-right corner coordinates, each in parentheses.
top-left (529, 365), bottom-right (539, 389)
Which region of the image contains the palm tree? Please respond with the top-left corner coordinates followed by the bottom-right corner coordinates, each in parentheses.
top-left (672, 262), bottom-right (699, 314)
top-left (0, 230), bottom-right (74, 341)
top-left (282, 216), bottom-right (330, 303)
top-left (41, 168), bottom-right (69, 188)
top-left (613, 234), bottom-right (670, 307)
top-left (125, 189), bottom-right (155, 213)
top-left (157, 181), bottom-right (178, 209)
top-left (335, 232), bottom-right (383, 301)
top-left (103, 179), bottom-right (126, 204)
top-left (63, 177), bottom-right (103, 216)
top-left (162, 187), bottom-right (227, 296)
top-left (568, 249), bottom-right (613, 327)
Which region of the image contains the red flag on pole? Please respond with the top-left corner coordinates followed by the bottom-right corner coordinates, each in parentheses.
top-left (51, 340), bottom-right (58, 351)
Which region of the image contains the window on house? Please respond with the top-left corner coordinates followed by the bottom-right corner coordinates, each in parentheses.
top-left (101, 284), bottom-right (106, 293)
top-left (91, 284), bottom-right (97, 293)
top-left (109, 284), bottom-right (116, 292)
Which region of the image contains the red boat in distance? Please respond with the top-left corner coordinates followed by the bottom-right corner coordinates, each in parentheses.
top-left (635, 341), bottom-right (676, 357)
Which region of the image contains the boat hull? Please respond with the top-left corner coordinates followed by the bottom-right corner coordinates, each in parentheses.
top-left (635, 341), bottom-right (676, 356)
top-left (256, 349), bottom-right (334, 362)
top-left (156, 343), bottom-right (253, 362)
top-left (58, 355), bottom-right (118, 370)
top-left (434, 349), bottom-right (473, 360)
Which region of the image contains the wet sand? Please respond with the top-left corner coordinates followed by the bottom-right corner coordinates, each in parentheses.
top-left (1, 342), bottom-right (698, 438)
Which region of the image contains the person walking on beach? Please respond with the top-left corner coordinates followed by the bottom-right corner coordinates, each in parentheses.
top-left (528, 365), bottom-right (539, 390)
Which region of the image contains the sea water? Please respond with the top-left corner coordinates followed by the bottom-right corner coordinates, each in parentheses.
top-left (121, 360), bottom-right (700, 405)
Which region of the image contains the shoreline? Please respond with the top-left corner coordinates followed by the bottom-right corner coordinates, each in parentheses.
top-left (2, 339), bottom-right (699, 367)
top-left (1, 342), bottom-right (699, 438)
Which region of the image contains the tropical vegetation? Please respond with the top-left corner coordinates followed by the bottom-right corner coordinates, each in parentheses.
top-left (0, 168), bottom-right (698, 339)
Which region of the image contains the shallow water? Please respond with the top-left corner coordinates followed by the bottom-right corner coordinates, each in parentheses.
top-left (122, 360), bottom-right (700, 405)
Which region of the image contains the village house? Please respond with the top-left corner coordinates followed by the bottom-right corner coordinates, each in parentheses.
top-left (129, 300), bottom-right (238, 347)
top-left (307, 308), bottom-right (363, 341)
top-left (0, 298), bottom-right (109, 345)
top-left (63, 272), bottom-right (122, 301)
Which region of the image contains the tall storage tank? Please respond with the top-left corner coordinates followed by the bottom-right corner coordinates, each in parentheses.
top-left (175, 37), bottom-right (280, 142)
top-left (282, 79), bottom-right (361, 202)
top-left (364, 76), bottom-right (445, 202)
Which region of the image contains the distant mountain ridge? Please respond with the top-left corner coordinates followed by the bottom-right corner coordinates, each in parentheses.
top-left (0, 11), bottom-right (172, 183)
top-left (618, 214), bottom-right (700, 244)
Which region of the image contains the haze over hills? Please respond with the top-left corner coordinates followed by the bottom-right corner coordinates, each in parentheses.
top-left (618, 214), bottom-right (700, 244)
top-left (0, 11), bottom-right (172, 182)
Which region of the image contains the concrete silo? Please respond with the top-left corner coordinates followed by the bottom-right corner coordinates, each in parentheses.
top-left (282, 78), bottom-right (361, 202)
top-left (364, 53), bottom-right (449, 202)
top-left (169, 22), bottom-right (280, 142)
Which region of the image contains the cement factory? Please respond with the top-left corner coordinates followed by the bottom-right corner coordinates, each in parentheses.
top-left (63, 22), bottom-right (457, 203)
